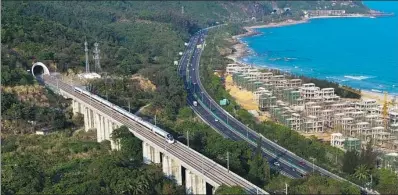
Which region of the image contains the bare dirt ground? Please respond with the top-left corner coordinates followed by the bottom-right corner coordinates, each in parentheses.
top-left (224, 75), bottom-right (269, 121)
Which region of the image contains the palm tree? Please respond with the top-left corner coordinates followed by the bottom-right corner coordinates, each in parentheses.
top-left (354, 164), bottom-right (370, 182)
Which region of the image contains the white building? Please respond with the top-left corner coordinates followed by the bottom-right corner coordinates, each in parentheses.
top-left (331, 133), bottom-right (345, 149)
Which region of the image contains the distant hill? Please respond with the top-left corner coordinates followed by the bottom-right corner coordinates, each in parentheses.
top-left (0, 1), bottom-right (370, 133)
top-left (1, 1), bottom-right (369, 74)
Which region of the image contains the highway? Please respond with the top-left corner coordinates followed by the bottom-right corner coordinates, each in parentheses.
top-left (179, 26), bottom-right (373, 193)
top-left (42, 75), bottom-right (268, 195)
top-left (179, 28), bottom-right (302, 178)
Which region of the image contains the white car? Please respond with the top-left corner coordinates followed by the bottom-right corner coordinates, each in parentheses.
top-left (215, 118), bottom-right (219, 122)
top-left (274, 162), bottom-right (280, 166)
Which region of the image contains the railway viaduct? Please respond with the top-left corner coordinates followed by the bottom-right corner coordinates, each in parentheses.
top-left (32, 62), bottom-right (268, 195)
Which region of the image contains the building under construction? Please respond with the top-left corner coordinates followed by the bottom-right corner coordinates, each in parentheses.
top-left (227, 63), bottom-right (398, 152)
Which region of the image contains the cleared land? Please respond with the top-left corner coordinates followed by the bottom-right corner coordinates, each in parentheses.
top-left (225, 75), bottom-right (269, 122)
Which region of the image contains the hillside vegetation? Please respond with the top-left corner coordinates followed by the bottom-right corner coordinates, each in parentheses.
top-left (2, 127), bottom-right (184, 195)
top-left (1, 1), bottom-right (377, 194)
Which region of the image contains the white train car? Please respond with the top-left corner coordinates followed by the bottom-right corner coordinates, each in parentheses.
top-left (73, 86), bottom-right (175, 144)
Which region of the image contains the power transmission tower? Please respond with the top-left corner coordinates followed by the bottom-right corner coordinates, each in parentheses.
top-left (84, 39), bottom-right (90, 73)
top-left (93, 42), bottom-right (102, 73)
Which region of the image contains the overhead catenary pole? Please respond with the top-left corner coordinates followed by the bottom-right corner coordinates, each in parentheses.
top-left (370, 174), bottom-right (373, 188)
top-left (311, 158), bottom-right (315, 173)
top-left (227, 151), bottom-right (230, 172)
top-left (285, 183), bottom-right (288, 195)
top-left (226, 113), bottom-right (228, 124)
top-left (187, 130), bottom-right (190, 147)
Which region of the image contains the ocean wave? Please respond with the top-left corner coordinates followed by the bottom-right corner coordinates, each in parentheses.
top-left (344, 75), bottom-right (376, 80)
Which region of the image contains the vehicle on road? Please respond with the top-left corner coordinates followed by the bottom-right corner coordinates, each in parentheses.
top-left (300, 173), bottom-right (308, 177)
top-left (299, 161), bottom-right (306, 166)
top-left (215, 118), bottom-right (219, 122)
top-left (193, 101), bottom-right (198, 107)
top-left (274, 162), bottom-right (280, 166)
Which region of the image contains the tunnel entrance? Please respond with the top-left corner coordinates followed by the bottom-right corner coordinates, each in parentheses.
top-left (33, 65), bottom-right (44, 76)
top-left (31, 62), bottom-right (50, 78)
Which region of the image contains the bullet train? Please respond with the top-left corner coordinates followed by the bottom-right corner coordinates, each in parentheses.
top-left (74, 87), bottom-right (175, 144)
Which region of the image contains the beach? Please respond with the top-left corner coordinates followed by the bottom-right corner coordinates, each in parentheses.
top-left (245, 19), bottom-right (309, 30)
top-left (224, 13), bottom-right (398, 131)
top-left (362, 90), bottom-right (395, 105)
top-left (227, 46), bottom-right (396, 106)
top-left (228, 14), bottom-right (397, 103)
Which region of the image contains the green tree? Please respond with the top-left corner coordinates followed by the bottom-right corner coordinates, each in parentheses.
top-left (340, 181), bottom-right (361, 195)
top-left (342, 150), bottom-right (360, 174)
top-left (354, 164), bottom-right (370, 184)
top-left (215, 185), bottom-right (246, 195)
top-left (375, 169), bottom-right (398, 195)
top-left (111, 126), bottom-right (142, 160)
top-left (248, 137), bottom-right (271, 186)
top-left (177, 106), bottom-right (194, 119)
top-left (71, 113), bottom-right (84, 127)
top-left (360, 139), bottom-right (377, 171)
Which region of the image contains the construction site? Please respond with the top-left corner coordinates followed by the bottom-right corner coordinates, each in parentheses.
top-left (226, 63), bottom-right (398, 153)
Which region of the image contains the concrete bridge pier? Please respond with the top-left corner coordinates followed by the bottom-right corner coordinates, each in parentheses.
top-left (72, 99), bottom-right (120, 150)
top-left (162, 154), bottom-right (182, 185)
top-left (185, 170), bottom-right (206, 194)
top-left (143, 142), bottom-right (161, 164)
top-left (85, 107), bottom-right (91, 131)
top-left (72, 100), bottom-right (80, 114)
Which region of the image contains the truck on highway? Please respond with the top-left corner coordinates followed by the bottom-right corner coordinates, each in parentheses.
top-left (193, 101), bottom-right (198, 106)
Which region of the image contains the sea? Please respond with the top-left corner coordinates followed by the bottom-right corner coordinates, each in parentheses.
top-left (240, 1), bottom-right (398, 95)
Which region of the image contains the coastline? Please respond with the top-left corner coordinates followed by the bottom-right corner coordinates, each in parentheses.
top-left (228, 15), bottom-right (396, 103)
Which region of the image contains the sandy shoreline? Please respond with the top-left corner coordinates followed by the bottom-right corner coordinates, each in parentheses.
top-left (361, 90), bottom-right (395, 104)
top-left (228, 15), bottom-right (396, 103)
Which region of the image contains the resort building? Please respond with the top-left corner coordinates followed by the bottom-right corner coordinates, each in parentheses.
top-left (229, 64), bottom-right (398, 151)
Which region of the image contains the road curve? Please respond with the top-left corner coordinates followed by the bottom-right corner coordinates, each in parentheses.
top-left (179, 25), bottom-right (375, 194)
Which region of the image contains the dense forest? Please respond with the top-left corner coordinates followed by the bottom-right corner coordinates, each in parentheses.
top-left (0, 1), bottom-right (383, 194)
top-left (2, 126), bottom-right (185, 195)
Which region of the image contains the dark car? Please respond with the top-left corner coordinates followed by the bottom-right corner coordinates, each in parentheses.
top-left (299, 161), bottom-right (305, 166)
top-left (300, 173), bottom-right (308, 178)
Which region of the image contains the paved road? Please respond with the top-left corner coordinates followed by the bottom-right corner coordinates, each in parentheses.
top-left (179, 26), bottom-right (374, 193)
top-left (179, 28), bottom-right (302, 178)
top-left (42, 75), bottom-right (268, 195)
